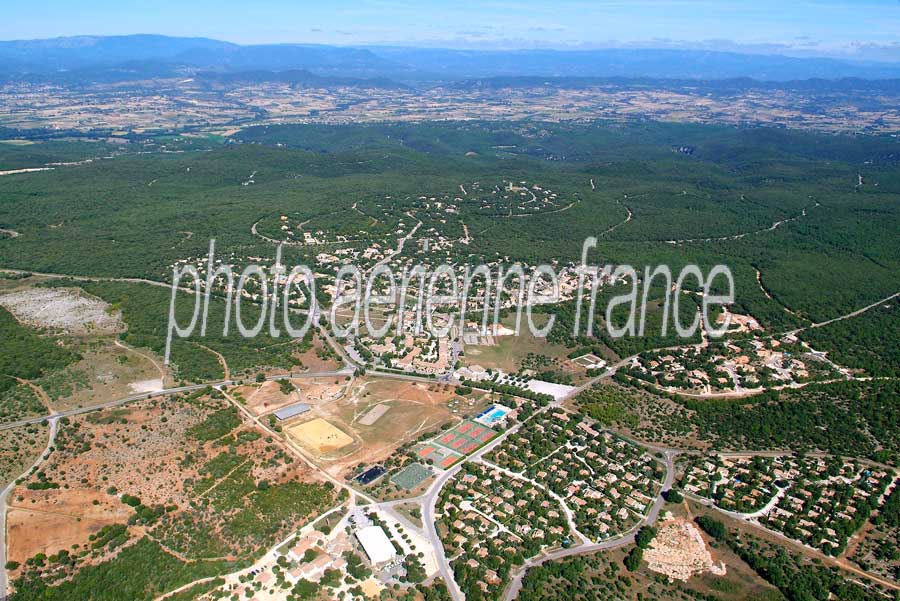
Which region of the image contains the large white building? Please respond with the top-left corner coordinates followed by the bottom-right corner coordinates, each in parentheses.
top-left (355, 525), bottom-right (397, 566)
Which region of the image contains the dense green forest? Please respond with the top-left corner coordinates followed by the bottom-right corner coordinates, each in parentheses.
top-left (0, 306), bottom-right (79, 395)
top-left (10, 537), bottom-right (239, 601)
top-left (0, 140), bottom-right (119, 172)
top-left (684, 380), bottom-right (900, 464)
top-left (695, 516), bottom-right (894, 601)
top-left (801, 300), bottom-right (900, 377)
top-left (42, 280), bottom-right (305, 382)
top-left (1, 120), bottom-right (897, 383)
top-left (1, 121), bottom-right (896, 321)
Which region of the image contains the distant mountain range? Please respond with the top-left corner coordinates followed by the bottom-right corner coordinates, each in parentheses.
top-left (3, 34), bottom-right (900, 84)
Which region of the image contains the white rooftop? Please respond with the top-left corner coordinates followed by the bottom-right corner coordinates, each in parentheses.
top-left (355, 525), bottom-right (396, 565)
top-left (525, 379), bottom-right (577, 401)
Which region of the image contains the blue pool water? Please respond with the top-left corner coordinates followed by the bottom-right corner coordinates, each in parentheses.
top-left (477, 405), bottom-right (509, 424)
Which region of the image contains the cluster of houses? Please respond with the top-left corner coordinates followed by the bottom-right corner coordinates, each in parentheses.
top-left (682, 453), bottom-right (898, 554)
top-left (627, 331), bottom-right (827, 393)
top-left (488, 409), bottom-right (661, 541)
top-left (438, 461), bottom-right (573, 598)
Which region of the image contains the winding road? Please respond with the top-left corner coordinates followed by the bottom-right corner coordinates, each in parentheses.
top-left (0, 416), bottom-right (59, 595)
top-left (502, 449), bottom-right (677, 600)
top-left (1, 265), bottom-right (898, 599)
top-left (666, 202), bottom-right (820, 245)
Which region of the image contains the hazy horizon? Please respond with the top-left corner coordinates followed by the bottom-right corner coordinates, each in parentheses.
top-left (3, 0), bottom-right (900, 62)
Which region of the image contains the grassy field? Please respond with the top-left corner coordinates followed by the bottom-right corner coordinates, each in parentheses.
top-left (463, 314), bottom-right (580, 375)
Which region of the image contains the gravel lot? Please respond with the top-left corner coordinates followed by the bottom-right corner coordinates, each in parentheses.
top-left (0, 287), bottom-right (124, 334)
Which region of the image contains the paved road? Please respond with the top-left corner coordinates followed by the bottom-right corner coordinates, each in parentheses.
top-left (416, 384), bottom-right (677, 601)
top-left (413, 358), bottom-right (636, 601)
top-left (0, 367), bottom-right (362, 434)
top-left (685, 490), bottom-right (900, 593)
top-left (216, 379), bottom-right (426, 544)
top-left (503, 449), bottom-right (676, 600)
top-left (0, 383), bottom-right (218, 432)
top-left (5, 266), bottom-right (897, 599)
top-left (419, 415), bottom-right (526, 601)
top-left (0, 416), bottom-right (59, 596)
top-left (368, 370), bottom-right (457, 386)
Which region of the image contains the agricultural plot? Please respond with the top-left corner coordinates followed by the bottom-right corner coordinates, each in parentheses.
top-left (487, 408), bottom-right (664, 541)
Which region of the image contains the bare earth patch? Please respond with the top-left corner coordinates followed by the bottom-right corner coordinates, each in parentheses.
top-left (35, 342), bottom-right (166, 411)
top-left (312, 377), bottom-right (457, 477)
top-left (233, 379), bottom-right (298, 415)
top-left (645, 518), bottom-right (727, 581)
top-left (287, 418), bottom-right (354, 455)
top-left (128, 378), bottom-right (164, 393)
top-left (6, 393), bottom-right (328, 574)
top-left (7, 491), bottom-right (130, 564)
top-left (0, 287), bottom-right (123, 334)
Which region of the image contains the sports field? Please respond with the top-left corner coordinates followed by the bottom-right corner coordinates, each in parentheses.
top-left (391, 463), bottom-right (432, 490)
top-left (286, 418), bottom-right (354, 454)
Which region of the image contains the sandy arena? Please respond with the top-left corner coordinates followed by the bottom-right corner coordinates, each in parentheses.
top-left (287, 418), bottom-right (355, 454)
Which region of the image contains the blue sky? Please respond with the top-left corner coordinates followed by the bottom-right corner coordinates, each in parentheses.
top-left (5, 0), bottom-right (900, 60)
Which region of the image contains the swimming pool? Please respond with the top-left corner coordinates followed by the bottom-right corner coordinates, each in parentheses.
top-left (476, 404), bottom-right (510, 425)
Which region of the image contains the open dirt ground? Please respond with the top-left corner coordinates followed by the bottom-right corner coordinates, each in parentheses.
top-left (645, 517), bottom-right (726, 581)
top-left (233, 379), bottom-right (300, 415)
top-left (6, 393), bottom-right (326, 573)
top-left (301, 377), bottom-right (458, 477)
top-left (35, 341), bottom-right (168, 411)
top-left (0, 287), bottom-right (123, 334)
top-left (294, 336), bottom-right (343, 372)
top-left (286, 418), bottom-right (354, 455)
top-left (234, 376), bottom-right (347, 416)
top-left (7, 491), bottom-right (131, 564)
